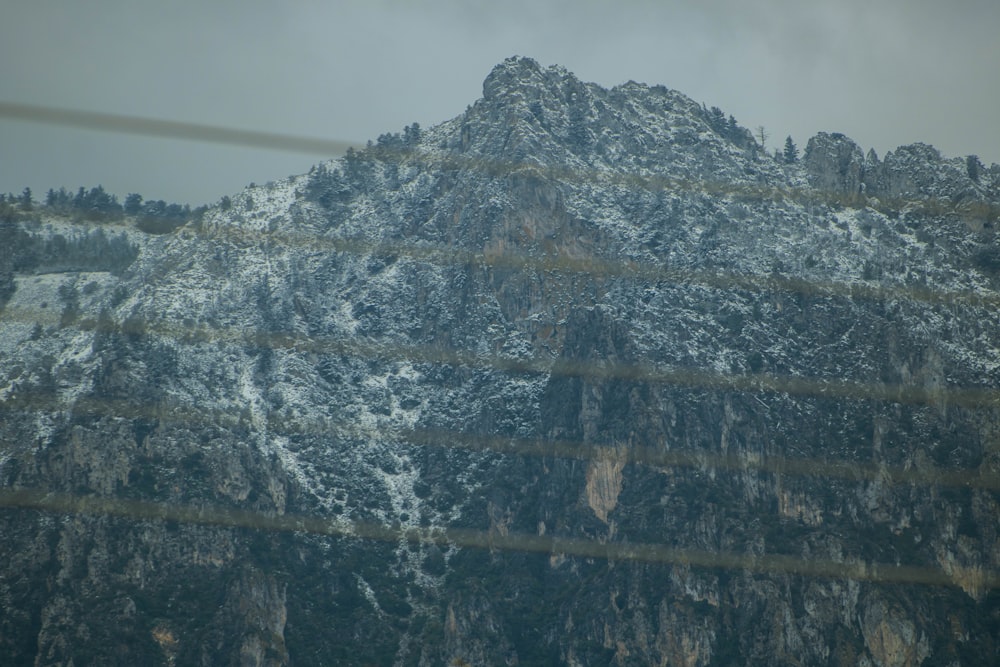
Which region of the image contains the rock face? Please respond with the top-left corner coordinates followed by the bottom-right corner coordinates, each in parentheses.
top-left (2, 56), bottom-right (1000, 665)
top-left (802, 132), bottom-right (867, 196)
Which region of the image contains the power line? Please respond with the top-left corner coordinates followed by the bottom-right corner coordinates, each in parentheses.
top-left (401, 429), bottom-right (1000, 491)
top-left (3, 302), bottom-right (998, 411)
top-left (7, 194), bottom-right (999, 313)
top-left (1, 488), bottom-right (996, 591)
top-left (2, 100), bottom-right (997, 228)
top-left (0, 101), bottom-right (358, 155)
top-left (205, 225), bottom-right (1000, 310)
top-left (1, 373), bottom-right (996, 492)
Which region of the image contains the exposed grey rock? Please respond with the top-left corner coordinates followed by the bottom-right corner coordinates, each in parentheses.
top-left (802, 131), bottom-right (866, 196)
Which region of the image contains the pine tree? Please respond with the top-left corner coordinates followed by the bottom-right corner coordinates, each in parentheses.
top-left (783, 136), bottom-right (799, 164)
top-left (966, 155), bottom-right (982, 182)
top-left (403, 122), bottom-right (421, 146)
top-left (46, 187), bottom-right (71, 212)
top-left (707, 106), bottom-right (726, 134)
top-left (124, 193), bottom-right (143, 216)
top-left (726, 115), bottom-right (738, 138)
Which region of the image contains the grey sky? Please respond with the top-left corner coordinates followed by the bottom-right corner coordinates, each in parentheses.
top-left (2, 0), bottom-right (997, 205)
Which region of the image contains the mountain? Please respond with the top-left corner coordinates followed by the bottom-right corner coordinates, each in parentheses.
top-left (2, 56), bottom-right (999, 666)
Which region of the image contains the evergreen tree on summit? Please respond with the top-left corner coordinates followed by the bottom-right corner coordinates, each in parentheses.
top-left (124, 193), bottom-right (143, 216)
top-left (706, 106), bottom-right (726, 134)
top-left (726, 115), bottom-right (739, 138)
top-left (783, 136), bottom-right (799, 164)
top-left (966, 155), bottom-right (982, 182)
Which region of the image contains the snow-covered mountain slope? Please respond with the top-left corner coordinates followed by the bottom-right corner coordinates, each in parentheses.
top-left (1, 56), bottom-right (999, 666)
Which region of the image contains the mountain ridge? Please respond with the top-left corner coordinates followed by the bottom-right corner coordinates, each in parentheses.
top-left (1, 56), bottom-right (999, 666)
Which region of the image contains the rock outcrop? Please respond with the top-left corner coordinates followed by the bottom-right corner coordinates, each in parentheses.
top-left (803, 131), bottom-right (867, 196)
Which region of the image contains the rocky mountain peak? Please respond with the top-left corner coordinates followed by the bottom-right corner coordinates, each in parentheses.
top-left (481, 55), bottom-right (571, 104)
top-left (474, 58), bottom-right (1000, 212)
top-left (462, 56), bottom-right (768, 188)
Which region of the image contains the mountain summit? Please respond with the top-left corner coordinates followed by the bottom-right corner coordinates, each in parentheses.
top-left (1, 58), bottom-right (999, 666)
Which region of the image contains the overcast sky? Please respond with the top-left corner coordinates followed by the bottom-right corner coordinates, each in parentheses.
top-left (2, 0), bottom-right (998, 206)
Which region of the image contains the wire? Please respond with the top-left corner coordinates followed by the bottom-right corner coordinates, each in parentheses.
top-left (401, 429), bottom-right (1000, 491)
top-left (0, 101), bottom-right (358, 155)
top-left (196, 224), bottom-right (1000, 310)
top-left (6, 184), bottom-right (999, 314)
top-left (1, 488), bottom-right (996, 591)
top-left (3, 100), bottom-right (997, 227)
top-left (3, 302), bottom-right (997, 410)
top-left (2, 377), bottom-right (996, 492)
